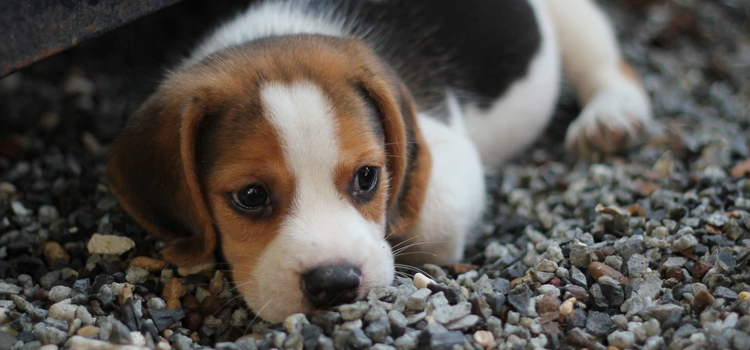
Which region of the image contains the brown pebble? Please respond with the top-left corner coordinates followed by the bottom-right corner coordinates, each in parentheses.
top-left (738, 291), bottom-right (750, 302)
top-left (594, 250), bottom-right (606, 262)
top-left (163, 278), bottom-right (187, 310)
top-left (43, 241), bottom-right (69, 267)
top-left (731, 159), bottom-right (750, 177)
top-left (595, 204), bottom-right (628, 216)
top-left (588, 262), bottom-right (628, 284)
top-left (693, 290), bottom-right (715, 314)
top-left (200, 295), bottom-right (221, 316)
top-left (448, 263), bottom-right (479, 275)
top-left (564, 285), bottom-right (588, 301)
top-left (184, 312), bottom-right (203, 332)
top-left (209, 271), bottom-right (224, 296)
top-left (633, 178), bottom-right (660, 197)
top-left (32, 289), bottom-right (49, 301)
top-left (510, 277), bottom-right (524, 287)
top-left (665, 267), bottom-right (683, 281)
top-left (559, 297), bottom-right (576, 322)
top-left (183, 293), bottom-right (199, 311)
top-left (536, 294), bottom-right (561, 314)
top-left (626, 204), bottom-right (645, 217)
top-left (692, 260), bottom-right (713, 279)
top-left (77, 325), bottom-right (100, 337)
top-left (119, 283), bottom-right (135, 306)
top-left (190, 332), bottom-right (200, 343)
top-left (176, 257), bottom-right (215, 277)
top-left (704, 224), bottom-right (722, 235)
top-left (129, 256), bottom-right (168, 273)
top-left (89, 300), bottom-right (105, 316)
top-left (601, 246), bottom-right (615, 257)
top-left (547, 277), bottom-right (561, 287)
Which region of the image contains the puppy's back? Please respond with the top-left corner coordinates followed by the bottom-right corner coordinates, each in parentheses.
top-left (184, 0), bottom-right (543, 111)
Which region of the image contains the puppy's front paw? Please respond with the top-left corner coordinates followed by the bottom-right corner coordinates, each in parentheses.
top-left (565, 80), bottom-right (652, 157)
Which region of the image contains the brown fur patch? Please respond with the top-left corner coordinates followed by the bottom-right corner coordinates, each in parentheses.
top-left (333, 108), bottom-right (388, 223)
top-left (386, 98), bottom-right (432, 238)
top-left (203, 118), bottom-right (294, 289)
top-left (107, 83), bottom-right (218, 267)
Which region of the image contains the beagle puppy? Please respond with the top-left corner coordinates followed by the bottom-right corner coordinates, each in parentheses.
top-left (107, 0), bottom-right (652, 323)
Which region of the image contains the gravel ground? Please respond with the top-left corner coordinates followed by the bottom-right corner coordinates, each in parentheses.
top-left (1, 0), bottom-right (750, 349)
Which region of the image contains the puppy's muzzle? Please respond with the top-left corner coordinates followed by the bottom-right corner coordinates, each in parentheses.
top-left (302, 264), bottom-right (362, 308)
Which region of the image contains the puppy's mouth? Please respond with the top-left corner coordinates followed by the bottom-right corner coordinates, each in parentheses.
top-left (300, 264), bottom-right (364, 309)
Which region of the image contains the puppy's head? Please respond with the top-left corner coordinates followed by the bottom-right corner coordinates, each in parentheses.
top-left (107, 35), bottom-right (427, 322)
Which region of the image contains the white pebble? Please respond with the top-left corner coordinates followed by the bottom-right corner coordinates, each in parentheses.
top-left (49, 299), bottom-right (77, 323)
top-left (11, 201), bottom-right (32, 216)
top-left (608, 331), bottom-right (635, 349)
top-left (147, 297), bottom-right (166, 310)
top-left (86, 234), bottom-right (135, 255)
top-left (413, 273), bottom-right (433, 290)
top-left (473, 330), bottom-right (494, 348)
top-left (131, 331), bottom-right (146, 346)
top-left (0, 307), bottom-right (10, 325)
top-left (48, 286), bottom-right (72, 303)
top-left (75, 306), bottom-right (93, 325)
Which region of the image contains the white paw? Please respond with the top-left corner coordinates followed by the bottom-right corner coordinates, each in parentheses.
top-left (565, 80), bottom-right (653, 156)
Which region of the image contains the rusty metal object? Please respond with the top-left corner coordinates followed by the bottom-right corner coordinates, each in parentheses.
top-left (1, 0), bottom-right (183, 77)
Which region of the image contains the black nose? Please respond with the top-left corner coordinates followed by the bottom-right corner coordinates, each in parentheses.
top-left (302, 265), bottom-right (362, 308)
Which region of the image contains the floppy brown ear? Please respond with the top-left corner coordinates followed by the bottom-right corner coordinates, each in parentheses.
top-left (358, 67), bottom-right (432, 235)
top-left (106, 84), bottom-right (216, 267)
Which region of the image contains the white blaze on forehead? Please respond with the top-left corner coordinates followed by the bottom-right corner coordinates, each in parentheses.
top-left (259, 81), bottom-right (386, 263)
top-left (261, 82), bottom-right (340, 189)
top-left (249, 82), bottom-right (395, 322)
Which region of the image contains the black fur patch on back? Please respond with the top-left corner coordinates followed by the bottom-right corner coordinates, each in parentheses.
top-left (309, 0), bottom-right (542, 111)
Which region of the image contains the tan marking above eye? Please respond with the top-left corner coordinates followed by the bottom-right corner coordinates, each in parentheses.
top-left (329, 90), bottom-right (388, 223)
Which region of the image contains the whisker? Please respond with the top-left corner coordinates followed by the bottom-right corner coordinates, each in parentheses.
top-left (245, 299), bottom-right (273, 335)
top-left (393, 251), bottom-right (439, 258)
top-left (385, 219), bottom-right (419, 240)
top-left (394, 264), bottom-right (432, 279)
top-left (389, 235), bottom-right (422, 250)
top-left (392, 240), bottom-right (450, 255)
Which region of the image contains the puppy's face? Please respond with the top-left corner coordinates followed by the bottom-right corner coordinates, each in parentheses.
top-left (107, 36), bottom-right (422, 322)
top-left (202, 81), bottom-right (393, 322)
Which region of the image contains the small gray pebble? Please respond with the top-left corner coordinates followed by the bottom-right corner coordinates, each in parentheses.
top-left (172, 334), bottom-right (193, 350)
top-left (432, 302), bottom-right (471, 325)
top-left (672, 234), bottom-right (698, 251)
top-left (339, 302), bottom-right (369, 321)
top-left (393, 332), bottom-right (419, 350)
top-left (406, 289), bottom-right (432, 311)
top-left (32, 322), bottom-right (66, 345)
top-left (125, 267), bottom-right (149, 284)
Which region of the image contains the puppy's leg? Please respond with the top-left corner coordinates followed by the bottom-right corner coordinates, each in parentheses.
top-left (462, 0), bottom-right (561, 171)
top-left (544, 0), bottom-right (653, 156)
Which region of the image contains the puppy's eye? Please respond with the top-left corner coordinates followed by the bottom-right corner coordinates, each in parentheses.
top-left (352, 166), bottom-right (379, 202)
top-left (232, 185), bottom-right (270, 210)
